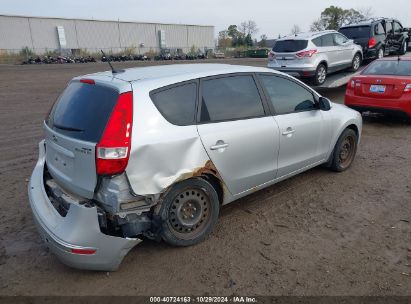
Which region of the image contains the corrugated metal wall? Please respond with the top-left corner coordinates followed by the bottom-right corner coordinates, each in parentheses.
top-left (0, 15), bottom-right (214, 54)
top-left (0, 16), bottom-right (33, 50)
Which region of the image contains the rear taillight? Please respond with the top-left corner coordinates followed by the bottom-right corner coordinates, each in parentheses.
top-left (96, 91), bottom-right (133, 175)
top-left (296, 49), bottom-right (317, 58)
top-left (368, 38), bottom-right (376, 48)
top-left (404, 84), bottom-right (411, 92)
top-left (80, 79), bottom-right (96, 85)
top-left (268, 51), bottom-right (275, 61)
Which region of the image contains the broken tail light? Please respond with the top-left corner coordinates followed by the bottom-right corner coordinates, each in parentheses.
top-left (96, 91), bottom-right (133, 175)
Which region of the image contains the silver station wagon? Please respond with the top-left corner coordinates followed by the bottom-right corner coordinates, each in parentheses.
top-left (28, 64), bottom-right (362, 271)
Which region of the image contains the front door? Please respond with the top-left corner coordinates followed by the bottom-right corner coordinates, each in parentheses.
top-left (258, 74), bottom-right (327, 178)
top-left (197, 74), bottom-right (280, 195)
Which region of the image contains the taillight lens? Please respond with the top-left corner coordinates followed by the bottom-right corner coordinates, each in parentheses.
top-left (96, 91), bottom-right (133, 175)
top-left (368, 38), bottom-right (376, 48)
top-left (404, 84), bottom-right (411, 92)
top-left (350, 80), bottom-right (355, 88)
top-left (296, 49), bottom-right (317, 58)
top-left (268, 51), bottom-right (275, 61)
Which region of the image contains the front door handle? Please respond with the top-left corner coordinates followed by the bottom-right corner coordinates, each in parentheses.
top-left (210, 141), bottom-right (229, 151)
top-left (282, 128), bottom-right (296, 136)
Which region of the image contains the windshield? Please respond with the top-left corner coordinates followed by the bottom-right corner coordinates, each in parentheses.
top-left (272, 40), bottom-right (308, 53)
top-left (362, 60), bottom-right (411, 76)
top-left (339, 26), bottom-right (371, 39)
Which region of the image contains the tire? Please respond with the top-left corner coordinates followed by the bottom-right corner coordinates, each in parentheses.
top-left (313, 63), bottom-right (327, 86)
top-left (350, 53), bottom-right (362, 72)
top-left (329, 129), bottom-right (358, 172)
top-left (377, 47), bottom-right (384, 59)
top-left (159, 177), bottom-right (220, 247)
top-left (399, 41), bottom-right (407, 55)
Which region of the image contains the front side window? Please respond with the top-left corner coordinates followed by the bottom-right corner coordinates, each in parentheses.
top-left (334, 34), bottom-right (348, 45)
top-left (259, 75), bottom-right (316, 115)
top-left (150, 82), bottom-right (197, 125)
top-left (394, 22), bottom-right (402, 34)
top-left (200, 75), bottom-right (265, 123)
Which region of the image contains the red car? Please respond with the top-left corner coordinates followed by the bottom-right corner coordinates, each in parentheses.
top-left (345, 56), bottom-right (411, 118)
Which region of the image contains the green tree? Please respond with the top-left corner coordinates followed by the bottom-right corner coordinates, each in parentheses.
top-left (218, 30), bottom-right (232, 49)
top-left (259, 34), bottom-right (267, 47)
top-left (312, 6), bottom-right (366, 31)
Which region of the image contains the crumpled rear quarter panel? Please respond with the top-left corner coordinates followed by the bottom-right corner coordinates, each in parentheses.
top-left (125, 84), bottom-right (211, 196)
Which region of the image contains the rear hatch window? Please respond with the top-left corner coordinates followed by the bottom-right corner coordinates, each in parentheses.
top-left (47, 82), bottom-right (119, 142)
top-left (272, 40), bottom-right (308, 53)
top-left (363, 60), bottom-right (411, 76)
top-left (339, 26), bottom-right (371, 39)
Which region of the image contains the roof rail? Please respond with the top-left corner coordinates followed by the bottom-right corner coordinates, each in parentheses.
top-left (345, 17), bottom-right (387, 26)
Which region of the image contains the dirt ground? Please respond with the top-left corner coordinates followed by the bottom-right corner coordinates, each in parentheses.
top-left (0, 59), bottom-right (410, 296)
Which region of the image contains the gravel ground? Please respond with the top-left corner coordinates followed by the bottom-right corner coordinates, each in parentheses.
top-left (0, 59), bottom-right (410, 296)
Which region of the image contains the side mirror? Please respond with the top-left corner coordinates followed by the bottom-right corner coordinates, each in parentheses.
top-left (318, 97), bottom-right (331, 111)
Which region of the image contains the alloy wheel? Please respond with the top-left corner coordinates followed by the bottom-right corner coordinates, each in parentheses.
top-left (317, 66), bottom-right (327, 84)
top-left (353, 55), bottom-right (361, 71)
top-left (378, 48), bottom-right (384, 59)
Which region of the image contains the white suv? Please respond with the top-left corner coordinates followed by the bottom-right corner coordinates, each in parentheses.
top-left (267, 30), bottom-right (363, 85)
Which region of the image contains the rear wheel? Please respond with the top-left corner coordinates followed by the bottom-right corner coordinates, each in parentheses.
top-left (350, 53), bottom-right (362, 72)
top-left (399, 41), bottom-right (407, 55)
top-left (329, 129), bottom-right (358, 172)
top-left (313, 63), bottom-right (327, 86)
top-left (159, 177), bottom-right (220, 247)
top-left (377, 47), bottom-right (384, 59)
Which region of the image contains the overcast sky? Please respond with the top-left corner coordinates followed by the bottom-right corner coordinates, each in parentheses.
top-left (1, 0), bottom-right (410, 39)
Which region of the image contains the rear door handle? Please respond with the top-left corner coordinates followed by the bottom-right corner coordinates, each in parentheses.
top-left (210, 142), bottom-right (229, 150)
top-left (282, 128), bottom-right (296, 136)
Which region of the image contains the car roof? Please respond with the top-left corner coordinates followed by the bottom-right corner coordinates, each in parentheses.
top-left (83, 64), bottom-right (280, 83)
top-left (341, 18), bottom-right (397, 28)
top-left (278, 30), bottom-right (337, 41)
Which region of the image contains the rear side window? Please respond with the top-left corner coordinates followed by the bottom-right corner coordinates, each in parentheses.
top-left (150, 82), bottom-right (197, 125)
top-left (375, 23), bottom-right (385, 35)
top-left (200, 75), bottom-right (265, 122)
top-left (339, 26), bottom-right (371, 39)
top-left (259, 75), bottom-right (316, 115)
top-left (47, 82), bottom-right (119, 142)
top-left (313, 34), bottom-right (335, 47)
top-left (272, 40), bottom-right (308, 52)
top-left (363, 60), bottom-right (411, 76)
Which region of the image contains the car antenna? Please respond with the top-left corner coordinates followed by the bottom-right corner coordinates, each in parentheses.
top-left (100, 50), bottom-right (124, 74)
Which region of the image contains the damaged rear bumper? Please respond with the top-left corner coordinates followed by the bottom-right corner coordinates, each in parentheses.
top-left (28, 140), bottom-right (141, 271)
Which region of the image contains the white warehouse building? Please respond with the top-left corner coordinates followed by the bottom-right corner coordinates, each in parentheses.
top-left (0, 15), bottom-right (215, 55)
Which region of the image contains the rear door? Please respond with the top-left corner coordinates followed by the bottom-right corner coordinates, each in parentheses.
top-left (45, 80), bottom-right (128, 198)
top-left (258, 74), bottom-right (328, 177)
top-left (197, 74), bottom-right (280, 195)
top-left (393, 21), bottom-right (405, 51)
top-left (321, 33), bottom-right (340, 70)
top-left (333, 33), bottom-right (353, 65)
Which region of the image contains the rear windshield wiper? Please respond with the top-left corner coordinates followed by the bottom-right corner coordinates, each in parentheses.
top-left (53, 124), bottom-right (84, 132)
